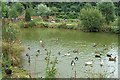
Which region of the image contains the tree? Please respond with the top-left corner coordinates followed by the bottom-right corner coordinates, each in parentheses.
top-left (83, 3), bottom-right (92, 9)
top-left (80, 7), bottom-right (104, 32)
top-left (8, 6), bottom-right (18, 18)
top-left (13, 3), bottom-right (24, 15)
top-left (51, 6), bottom-right (58, 12)
top-left (25, 9), bottom-right (31, 21)
top-left (1, 2), bottom-right (9, 18)
top-left (37, 4), bottom-right (51, 16)
top-left (98, 2), bottom-right (115, 24)
top-left (0, 2), bottom-right (2, 18)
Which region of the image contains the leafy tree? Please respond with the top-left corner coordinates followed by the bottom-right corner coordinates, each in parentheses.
top-left (98, 2), bottom-right (115, 24)
top-left (37, 4), bottom-right (51, 16)
top-left (25, 9), bottom-right (31, 21)
top-left (70, 5), bottom-right (80, 12)
top-left (83, 3), bottom-right (92, 9)
top-left (8, 6), bottom-right (18, 18)
top-left (27, 7), bottom-right (37, 16)
top-left (80, 7), bottom-right (104, 32)
top-left (118, 17), bottom-right (120, 27)
top-left (0, 2), bottom-right (2, 18)
top-left (13, 3), bottom-right (24, 14)
top-left (1, 2), bottom-right (9, 18)
top-left (51, 7), bottom-right (58, 13)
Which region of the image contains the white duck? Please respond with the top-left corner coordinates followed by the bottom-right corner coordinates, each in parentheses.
top-left (85, 60), bottom-right (93, 66)
top-left (64, 53), bottom-right (70, 56)
top-left (100, 60), bottom-right (104, 67)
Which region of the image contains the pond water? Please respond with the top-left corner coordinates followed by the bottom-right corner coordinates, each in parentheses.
top-left (20, 28), bottom-right (118, 78)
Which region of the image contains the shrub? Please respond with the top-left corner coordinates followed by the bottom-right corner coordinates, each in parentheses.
top-left (57, 23), bottom-right (67, 29)
top-left (2, 25), bottom-right (19, 42)
top-left (18, 21), bottom-right (24, 28)
top-left (25, 9), bottom-right (31, 21)
top-left (114, 17), bottom-right (120, 34)
top-left (80, 7), bottom-right (104, 32)
top-left (40, 22), bottom-right (49, 28)
top-left (33, 17), bottom-right (43, 23)
top-left (2, 42), bottom-right (24, 66)
top-left (28, 20), bottom-right (36, 28)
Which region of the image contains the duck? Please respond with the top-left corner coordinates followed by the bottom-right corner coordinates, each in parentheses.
top-left (28, 56), bottom-right (31, 63)
top-left (73, 49), bottom-right (79, 53)
top-left (36, 54), bottom-right (39, 57)
top-left (100, 60), bottom-right (104, 67)
top-left (75, 57), bottom-right (78, 61)
top-left (58, 52), bottom-right (61, 55)
top-left (104, 47), bottom-right (108, 51)
top-left (109, 56), bottom-right (116, 61)
top-left (85, 60), bottom-right (93, 66)
top-left (95, 54), bottom-right (101, 58)
top-left (107, 54), bottom-right (112, 57)
top-left (93, 43), bottom-right (97, 47)
top-left (28, 47), bottom-right (30, 50)
top-left (5, 68), bottom-right (12, 75)
top-left (40, 40), bottom-right (44, 48)
top-left (26, 53), bottom-right (29, 56)
top-left (64, 53), bottom-right (70, 56)
top-left (40, 40), bottom-right (43, 43)
top-left (37, 49), bottom-right (40, 53)
top-left (5, 65), bottom-right (12, 75)
top-left (71, 60), bottom-right (75, 66)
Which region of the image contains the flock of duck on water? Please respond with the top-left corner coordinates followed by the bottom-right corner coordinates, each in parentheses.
top-left (70, 43), bottom-right (117, 68)
top-left (25, 41), bottom-right (117, 69)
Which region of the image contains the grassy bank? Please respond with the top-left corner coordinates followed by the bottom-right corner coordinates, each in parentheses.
top-left (2, 22), bottom-right (30, 78)
top-left (6, 17), bottom-right (119, 34)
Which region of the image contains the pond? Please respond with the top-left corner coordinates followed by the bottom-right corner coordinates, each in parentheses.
top-left (20, 28), bottom-right (118, 78)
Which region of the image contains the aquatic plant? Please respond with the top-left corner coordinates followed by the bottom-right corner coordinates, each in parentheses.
top-left (39, 41), bottom-right (58, 78)
top-left (45, 56), bottom-right (58, 78)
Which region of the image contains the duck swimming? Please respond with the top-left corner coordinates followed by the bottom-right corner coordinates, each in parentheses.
top-left (75, 57), bottom-right (78, 61)
top-left (95, 54), bottom-right (101, 58)
top-left (73, 49), bottom-right (79, 53)
top-left (85, 60), bottom-right (93, 66)
top-left (71, 60), bottom-right (75, 66)
top-left (100, 60), bottom-right (104, 67)
top-left (107, 54), bottom-right (112, 57)
top-left (37, 49), bottom-right (40, 52)
top-left (28, 47), bottom-right (30, 50)
top-left (64, 53), bottom-right (70, 56)
top-left (93, 43), bottom-right (97, 47)
top-left (109, 56), bottom-right (116, 61)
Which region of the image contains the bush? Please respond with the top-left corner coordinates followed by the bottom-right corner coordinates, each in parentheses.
top-left (80, 7), bottom-right (104, 32)
top-left (18, 21), bottom-right (24, 28)
top-left (28, 20), bottom-right (36, 28)
top-left (2, 42), bottom-right (24, 66)
top-left (114, 17), bottom-right (120, 34)
top-left (57, 23), bottom-right (67, 29)
top-left (25, 9), bottom-right (31, 21)
top-left (33, 17), bottom-right (43, 23)
top-left (2, 25), bottom-right (19, 42)
top-left (40, 22), bottom-right (49, 28)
